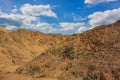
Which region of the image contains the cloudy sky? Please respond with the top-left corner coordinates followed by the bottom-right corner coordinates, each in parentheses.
top-left (0, 0), bottom-right (120, 34)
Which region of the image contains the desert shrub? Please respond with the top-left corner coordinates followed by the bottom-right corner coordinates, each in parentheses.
top-left (57, 76), bottom-right (65, 80)
top-left (100, 74), bottom-right (107, 80)
top-left (62, 46), bottom-right (75, 59)
top-left (65, 63), bottom-right (72, 71)
top-left (50, 46), bottom-right (75, 59)
top-left (72, 71), bottom-right (84, 78)
top-left (26, 65), bottom-right (41, 75)
top-left (88, 65), bottom-right (96, 71)
top-left (83, 74), bottom-right (98, 80)
top-left (16, 68), bottom-right (24, 74)
top-left (44, 64), bottom-right (50, 68)
top-left (111, 69), bottom-right (120, 80)
top-left (83, 73), bottom-right (106, 80)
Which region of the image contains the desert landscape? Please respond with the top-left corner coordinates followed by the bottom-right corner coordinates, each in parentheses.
top-left (0, 0), bottom-right (120, 80)
top-left (0, 20), bottom-right (120, 80)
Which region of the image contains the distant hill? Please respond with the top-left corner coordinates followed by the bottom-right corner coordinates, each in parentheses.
top-left (16, 20), bottom-right (120, 80)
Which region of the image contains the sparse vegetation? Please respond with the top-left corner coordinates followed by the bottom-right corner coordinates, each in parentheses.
top-left (62, 46), bottom-right (75, 59)
top-left (83, 73), bottom-right (106, 80)
top-left (0, 20), bottom-right (120, 80)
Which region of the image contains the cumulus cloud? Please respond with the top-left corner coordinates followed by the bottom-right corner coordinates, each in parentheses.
top-left (0, 18), bottom-right (22, 27)
top-left (26, 22), bottom-right (58, 33)
top-left (0, 4), bottom-right (59, 33)
top-left (59, 22), bottom-right (89, 33)
top-left (76, 26), bottom-right (89, 33)
top-left (73, 16), bottom-right (87, 21)
top-left (0, 11), bottom-right (58, 33)
top-left (20, 4), bottom-right (57, 18)
top-left (85, 0), bottom-right (117, 4)
top-left (12, 5), bottom-right (18, 13)
top-left (0, 3), bottom-right (89, 34)
top-left (88, 8), bottom-right (120, 27)
top-left (12, 9), bottom-right (17, 13)
top-left (0, 11), bottom-right (37, 26)
top-left (59, 22), bottom-right (85, 31)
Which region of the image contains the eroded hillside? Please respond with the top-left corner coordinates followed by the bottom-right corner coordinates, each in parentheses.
top-left (0, 20), bottom-right (120, 80)
top-left (0, 28), bottom-right (68, 72)
top-left (16, 20), bottom-right (120, 80)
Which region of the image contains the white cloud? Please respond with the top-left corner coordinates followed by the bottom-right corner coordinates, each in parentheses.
top-left (0, 4), bottom-right (59, 33)
top-left (0, 12), bottom-right (37, 25)
top-left (88, 8), bottom-right (120, 27)
top-left (12, 5), bottom-right (18, 13)
top-left (0, 11), bottom-right (58, 33)
top-left (28, 23), bottom-right (58, 33)
top-left (76, 26), bottom-right (89, 33)
top-left (0, 11), bottom-right (88, 34)
top-left (12, 8), bottom-right (18, 13)
top-left (20, 4), bottom-right (57, 18)
top-left (0, 3), bottom-right (89, 34)
top-left (85, 0), bottom-right (117, 4)
top-left (59, 22), bottom-right (85, 31)
top-left (5, 25), bottom-right (18, 30)
top-left (73, 16), bottom-right (87, 21)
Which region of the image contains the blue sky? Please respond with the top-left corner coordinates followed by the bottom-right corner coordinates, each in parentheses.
top-left (0, 0), bottom-right (120, 34)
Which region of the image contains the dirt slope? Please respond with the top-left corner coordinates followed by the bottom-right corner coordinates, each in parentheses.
top-left (16, 20), bottom-right (120, 80)
top-left (0, 28), bottom-right (67, 72)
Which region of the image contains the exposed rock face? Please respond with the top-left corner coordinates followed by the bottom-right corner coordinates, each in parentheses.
top-left (16, 20), bottom-right (120, 80)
